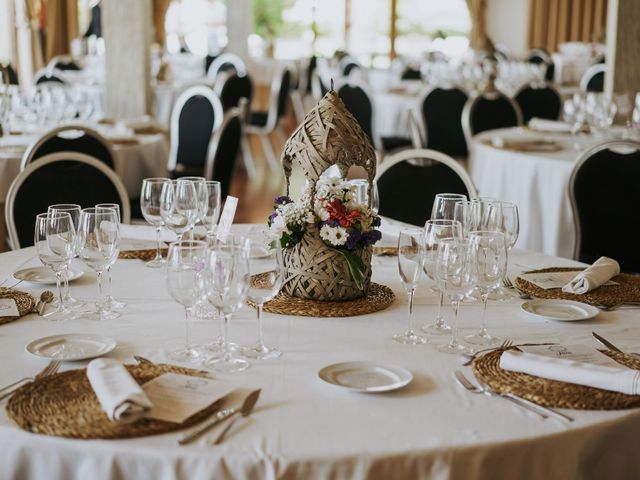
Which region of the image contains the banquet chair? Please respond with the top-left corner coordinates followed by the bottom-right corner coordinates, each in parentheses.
top-left (206, 53), bottom-right (247, 80)
top-left (168, 85), bottom-right (224, 176)
top-left (21, 125), bottom-right (115, 170)
top-left (461, 91), bottom-right (523, 145)
top-left (569, 140), bottom-right (640, 272)
top-left (33, 69), bottom-right (68, 86)
top-left (526, 48), bottom-right (555, 82)
top-left (47, 56), bottom-right (81, 72)
top-left (204, 107), bottom-right (243, 198)
top-left (408, 110), bottom-right (425, 149)
top-left (375, 148), bottom-right (477, 226)
top-left (400, 66), bottom-right (422, 80)
top-left (0, 62), bottom-right (19, 85)
top-left (5, 152), bottom-right (130, 250)
top-left (246, 66), bottom-right (291, 171)
top-left (418, 86), bottom-right (469, 158)
top-left (514, 83), bottom-right (562, 122)
top-left (340, 56), bottom-right (361, 77)
top-left (580, 64), bottom-right (606, 93)
top-left (311, 70), bottom-right (329, 103)
top-left (214, 70), bottom-right (254, 111)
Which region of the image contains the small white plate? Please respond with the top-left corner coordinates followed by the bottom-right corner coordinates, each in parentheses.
top-left (14, 266), bottom-right (83, 285)
top-left (26, 334), bottom-right (117, 361)
top-left (521, 299), bottom-right (600, 322)
top-left (318, 361), bottom-right (413, 393)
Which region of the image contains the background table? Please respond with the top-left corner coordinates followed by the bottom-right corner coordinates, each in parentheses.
top-left (1, 225), bottom-right (639, 479)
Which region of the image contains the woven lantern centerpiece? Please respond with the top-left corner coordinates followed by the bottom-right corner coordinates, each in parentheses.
top-left (269, 89), bottom-right (381, 301)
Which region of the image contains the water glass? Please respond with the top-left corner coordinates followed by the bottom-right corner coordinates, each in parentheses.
top-left (47, 204), bottom-right (82, 308)
top-left (140, 177), bottom-right (171, 268)
top-left (431, 193), bottom-right (467, 221)
top-left (160, 179), bottom-right (200, 242)
top-left (394, 228), bottom-right (426, 344)
top-left (199, 180), bottom-right (222, 242)
top-left (96, 203), bottom-right (126, 310)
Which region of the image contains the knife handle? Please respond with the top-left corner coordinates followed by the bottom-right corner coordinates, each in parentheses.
top-left (177, 407), bottom-right (236, 445)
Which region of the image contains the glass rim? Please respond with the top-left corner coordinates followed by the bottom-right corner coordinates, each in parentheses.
top-left (468, 230), bottom-right (505, 238)
top-left (425, 219), bottom-right (462, 226)
top-left (168, 240), bottom-right (207, 249)
top-left (434, 193), bottom-right (467, 199)
top-left (47, 203), bottom-right (81, 211)
top-left (36, 211), bottom-right (72, 219)
top-left (142, 177), bottom-right (171, 183)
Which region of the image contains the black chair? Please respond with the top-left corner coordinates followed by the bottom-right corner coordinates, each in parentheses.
top-left (34, 69), bottom-right (67, 85)
top-left (569, 141), bottom-right (640, 272)
top-left (168, 85), bottom-right (223, 176)
top-left (21, 125), bottom-right (115, 170)
top-left (375, 148), bottom-right (477, 226)
top-left (340, 56), bottom-right (360, 76)
top-left (419, 86), bottom-right (469, 157)
top-left (400, 66), bottom-right (422, 80)
top-left (5, 152), bottom-right (130, 249)
top-left (204, 108), bottom-right (243, 198)
top-left (48, 56), bottom-right (81, 72)
top-left (206, 53), bottom-right (247, 81)
top-left (526, 48), bottom-right (555, 82)
top-left (214, 71), bottom-right (253, 111)
top-left (0, 63), bottom-right (19, 85)
top-left (462, 91), bottom-right (523, 143)
top-left (514, 83), bottom-right (562, 122)
top-left (580, 64), bottom-right (606, 93)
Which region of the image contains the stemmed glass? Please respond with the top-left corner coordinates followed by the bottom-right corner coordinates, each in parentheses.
top-left (179, 176), bottom-right (206, 239)
top-left (241, 229), bottom-right (284, 359)
top-left (453, 200), bottom-right (481, 238)
top-left (204, 238), bottom-right (251, 373)
top-left (140, 177), bottom-right (170, 268)
top-left (435, 238), bottom-right (473, 354)
top-left (47, 204), bottom-right (82, 308)
top-left (421, 219), bottom-right (462, 335)
top-left (34, 212), bottom-right (76, 321)
top-left (464, 231), bottom-right (507, 346)
top-left (486, 201), bottom-right (519, 300)
top-left (160, 179), bottom-right (200, 243)
top-left (165, 240), bottom-right (207, 363)
top-left (431, 193), bottom-right (467, 221)
top-left (199, 180), bottom-right (222, 243)
top-left (96, 203), bottom-right (126, 310)
top-left (394, 228), bottom-right (427, 344)
top-left (77, 207), bottom-right (121, 320)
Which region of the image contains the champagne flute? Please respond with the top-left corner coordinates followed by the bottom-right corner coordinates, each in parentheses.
top-left (140, 177), bottom-right (170, 268)
top-left (47, 204), bottom-right (82, 308)
top-left (165, 240), bottom-right (207, 363)
top-left (34, 212), bottom-right (76, 321)
top-left (464, 231), bottom-right (507, 346)
top-left (96, 203), bottom-right (126, 310)
top-left (160, 179), bottom-right (199, 242)
top-left (199, 180), bottom-right (222, 243)
top-left (394, 228), bottom-right (426, 344)
top-left (431, 193), bottom-right (467, 220)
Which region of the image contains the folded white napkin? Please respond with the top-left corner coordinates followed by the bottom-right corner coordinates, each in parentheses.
top-left (87, 358), bottom-right (153, 423)
top-left (500, 350), bottom-right (640, 395)
top-left (119, 224), bottom-right (177, 243)
top-left (528, 118), bottom-right (573, 133)
top-left (562, 256), bottom-right (620, 294)
top-left (378, 216), bottom-right (413, 245)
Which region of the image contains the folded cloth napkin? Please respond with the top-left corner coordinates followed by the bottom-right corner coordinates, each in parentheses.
top-left (500, 350), bottom-right (640, 395)
top-left (562, 256), bottom-right (620, 294)
top-left (378, 216), bottom-right (414, 245)
top-left (528, 118), bottom-right (573, 133)
top-left (119, 224), bottom-right (177, 243)
top-left (87, 358), bottom-right (153, 423)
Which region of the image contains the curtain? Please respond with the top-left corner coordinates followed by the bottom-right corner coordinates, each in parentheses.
top-left (45, 0), bottom-right (78, 61)
top-left (152, 0), bottom-right (170, 47)
top-left (24, 0), bottom-right (44, 70)
top-left (466, 0), bottom-right (490, 51)
top-left (528, 0), bottom-right (608, 52)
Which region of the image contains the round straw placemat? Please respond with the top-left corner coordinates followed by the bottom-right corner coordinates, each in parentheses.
top-left (6, 363), bottom-right (220, 439)
top-left (473, 348), bottom-right (640, 410)
top-left (248, 279), bottom-right (395, 317)
top-left (119, 248), bottom-right (168, 261)
top-left (515, 267), bottom-right (640, 307)
top-left (0, 288), bottom-right (36, 325)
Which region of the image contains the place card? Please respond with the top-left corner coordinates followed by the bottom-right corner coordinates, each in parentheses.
top-left (0, 298), bottom-right (20, 318)
top-left (518, 271), bottom-right (618, 290)
top-left (519, 343), bottom-right (621, 368)
top-left (216, 196), bottom-right (238, 240)
top-left (142, 373), bottom-right (229, 423)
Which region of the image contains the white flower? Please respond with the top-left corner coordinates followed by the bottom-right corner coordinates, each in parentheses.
top-left (269, 214), bottom-right (287, 237)
top-left (320, 224), bottom-right (348, 246)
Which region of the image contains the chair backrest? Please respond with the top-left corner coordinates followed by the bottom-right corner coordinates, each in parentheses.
top-left (374, 148), bottom-right (477, 226)
top-left (420, 86), bottom-right (469, 157)
top-left (400, 66), bottom-right (422, 80)
top-left (526, 48), bottom-right (551, 64)
top-left (5, 152), bottom-right (130, 250)
top-left (0, 63), bottom-right (19, 85)
top-left (257, 66), bottom-right (292, 132)
top-left (337, 79), bottom-right (377, 149)
top-left (514, 83), bottom-right (562, 122)
top-left (569, 140), bottom-right (640, 272)
top-left (21, 125), bottom-right (115, 170)
top-left (340, 56), bottom-right (360, 76)
top-left (168, 85), bottom-right (223, 172)
top-left (462, 91), bottom-right (523, 144)
top-left (34, 68), bottom-right (68, 86)
top-left (204, 108), bottom-right (242, 198)
top-left (48, 56), bottom-right (81, 71)
top-left (580, 64), bottom-right (606, 92)
top-left (311, 70), bottom-right (328, 102)
top-left (407, 110), bottom-right (424, 149)
top-left (214, 71), bottom-right (253, 111)
top-left (206, 53), bottom-right (247, 80)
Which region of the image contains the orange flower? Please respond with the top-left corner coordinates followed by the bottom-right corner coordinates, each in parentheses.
top-left (325, 198), bottom-right (360, 228)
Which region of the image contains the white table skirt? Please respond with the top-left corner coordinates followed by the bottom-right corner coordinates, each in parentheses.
top-left (1, 227), bottom-right (640, 479)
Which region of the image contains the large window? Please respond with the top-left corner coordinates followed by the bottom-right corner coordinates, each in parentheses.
top-left (164, 0), bottom-right (227, 56)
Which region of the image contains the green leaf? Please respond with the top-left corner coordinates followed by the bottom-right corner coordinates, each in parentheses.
top-left (333, 248), bottom-right (366, 290)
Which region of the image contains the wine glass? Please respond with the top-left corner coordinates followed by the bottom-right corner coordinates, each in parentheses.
top-left (179, 176), bottom-right (206, 238)
top-left (165, 240), bottom-right (207, 363)
top-left (486, 201), bottom-right (519, 300)
top-left (421, 219), bottom-right (462, 335)
top-left (241, 229), bottom-right (284, 359)
top-left (140, 177), bottom-right (170, 268)
top-left (96, 203), bottom-right (126, 310)
top-left (394, 228), bottom-right (426, 344)
top-left (453, 200), bottom-right (481, 238)
top-left (47, 204), bottom-right (82, 308)
top-left (34, 212), bottom-right (76, 321)
top-left (431, 193), bottom-right (467, 220)
top-left (434, 238), bottom-right (473, 354)
top-left (203, 238), bottom-right (251, 373)
top-left (464, 231), bottom-right (507, 346)
top-left (199, 180), bottom-right (222, 243)
top-left (77, 207), bottom-right (121, 320)
top-left (160, 179), bottom-right (200, 242)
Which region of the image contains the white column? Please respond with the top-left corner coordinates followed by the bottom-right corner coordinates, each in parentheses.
top-left (226, 0), bottom-right (252, 60)
top-left (102, 0), bottom-right (152, 119)
top-left (0, 0), bottom-right (15, 64)
top-left (605, 0), bottom-right (640, 95)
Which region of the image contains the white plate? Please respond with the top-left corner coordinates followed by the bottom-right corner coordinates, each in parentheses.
top-left (521, 299), bottom-right (600, 322)
top-left (14, 266), bottom-right (83, 285)
top-left (318, 361), bottom-right (413, 393)
top-left (26, 334), bottom-right (117, 361)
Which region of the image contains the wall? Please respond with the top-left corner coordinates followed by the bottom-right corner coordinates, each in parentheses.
top-left (485, 0), bottom-right (530, 57)
top-left (0, 0), bottom-right (14, 63)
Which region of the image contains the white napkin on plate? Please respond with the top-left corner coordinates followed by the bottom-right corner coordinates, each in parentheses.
top-left (87, 358), bottom-right (153, 423)
top-left (528, 118), bottom-right (573, 133)
top-left (119, 224), bottom-right (177, 243)
top-left (562, 256), bottom-right (620, 294)
top-left (500, 350), bottom-right (640, 395)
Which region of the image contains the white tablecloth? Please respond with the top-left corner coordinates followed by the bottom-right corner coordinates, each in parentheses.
top-left (1, 228), bottom-right (639, 479)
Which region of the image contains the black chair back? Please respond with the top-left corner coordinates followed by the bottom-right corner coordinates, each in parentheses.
top-left (400, 66), bottom-right (422, 80)
top-left (465, 93), bottom-right (522, 138)
top-left (35, 74), bottom-right (66, 85)
top-left (54, 60), bottom-right (81, 71)
top-left (175, 93), bottom-right (219, 170)
top-left (337, 83), bottom-right (374, 146)
top-left (218, 73), bottom-right (253, 111)
top-left (276, 69), bottom-right (292, 119)
top-left (586, 71), bottom-right (605, 92)
top-left (421, 87), bottom-right (469, 157)
top-left (306, 56), bottom-right (317, 95)
top-left (570, 142), bottom-right (640, 272)
top-left (0, 63), bottom-right (19, 85)
top-left (343, 62), bottom-right (360, 76)
top-left (205, 110), bottom-right (242, 198)
top-left (515, 85), bottom-right (562, 122)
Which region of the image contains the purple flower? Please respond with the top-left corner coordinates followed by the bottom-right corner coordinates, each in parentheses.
top-left (362, 229), bottom-right (382, 245)
top-left (346, 229), bottom-right (361, 250)
top-left (274, 196), bottom-right (292, 205)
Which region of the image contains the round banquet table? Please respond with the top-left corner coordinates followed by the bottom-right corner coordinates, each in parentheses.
top-left (1, 224), bottom-right (640, 479)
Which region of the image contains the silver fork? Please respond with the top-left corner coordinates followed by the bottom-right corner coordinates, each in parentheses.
top-left (460, 339), bottom-right (513, 366)
top-left (0, 360), bottom-right (61, 401)
top-left (502, 276), bottom-right (531, 299)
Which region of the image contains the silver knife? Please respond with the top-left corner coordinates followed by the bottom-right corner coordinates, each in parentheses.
top-left (592, 332), bottom-right (640, 359)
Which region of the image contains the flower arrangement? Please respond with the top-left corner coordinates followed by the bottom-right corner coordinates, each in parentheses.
top-left (268, 177), bottom-right (381, 290)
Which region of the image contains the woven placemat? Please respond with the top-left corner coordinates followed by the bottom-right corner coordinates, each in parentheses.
top-left (119, 249), bottom-right (168, 261)
top-left (0, 288), bottom-right (36, 325)
top-left (472, 348), bottom-right (640, 410)
top-left (6, 362), bottom-right (220, 439)
top-left (372, 246), bottom-right (398, 256)
top-left (515, 267), bottom-right (640, 307)
top-left (248, 281), bottom-right (395, 317)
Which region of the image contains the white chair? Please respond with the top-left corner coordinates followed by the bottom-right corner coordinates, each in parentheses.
top-left (580, 64), bottom-right (606, 92)
top-left (206, 53), bottom-right (247, 81)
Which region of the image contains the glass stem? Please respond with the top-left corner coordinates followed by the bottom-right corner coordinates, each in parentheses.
top-left (222, 313), bottom-right (230, 360)
top-left (106, 266), bottom-right (113, 300)
top-left (450, 300), bottom-right (460, 347)
top-left (436, 291), bottom-right (444, 326)
top-left (96, 270), bottom-right (106, 306)
top-left (479, 293), bottom-right (489, 336)
top-left (155, 225), bottom-right (162, 260)
top-left (184, 306), bottom-right (193, 350)
top-left (62, 266), bottom-right (70, 301)
top-left (256, 304), bottom-right (265, 348)
top-left (54, 270), bottom-right (64, 308)
top-left (407, 289), bottom-right (415, 334)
